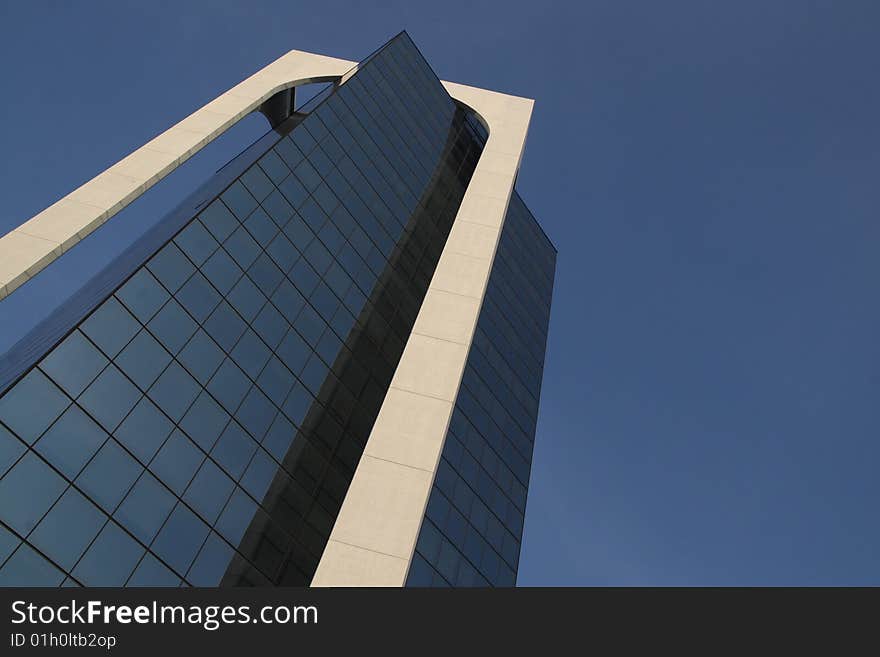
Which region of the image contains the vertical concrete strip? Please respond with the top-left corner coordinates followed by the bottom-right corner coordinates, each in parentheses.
top-left (311, 83), bottom-right (534, 587)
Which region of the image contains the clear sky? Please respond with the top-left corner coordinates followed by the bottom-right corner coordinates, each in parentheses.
top-left (2, 1), bottom-right (879, 585)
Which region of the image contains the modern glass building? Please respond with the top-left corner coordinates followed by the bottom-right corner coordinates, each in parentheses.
top-left (0, 33), bottom-right (555, 587)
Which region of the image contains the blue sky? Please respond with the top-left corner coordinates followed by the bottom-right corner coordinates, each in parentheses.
top-left (2, 1), bottom-right (880, 585)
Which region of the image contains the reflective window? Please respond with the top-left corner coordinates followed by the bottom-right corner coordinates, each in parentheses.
top-left (114, 472), bottom-right (175, 544)
top-left (34, 405), bottom-right (106, 478)
top-left (76, 439), bottom-right (142, 512)
top-left (148, 299), bottom-right (197, 355)
top-left (40, 331), bottom-right (108, 397)
top-left (0, 369), bottom-right (69, 444)
top-left (115, 397), bottom-right (173, 464)
top-left (151, 503), bottom-right (209, 575)
top-left (81, 296), bottom-right (140, 359)
top-left (116, 269), bottom-right (169, 323)
top-left (199, 199), bottom-right (238, 243)
top-left (0, 543), bottom-right (65, 586)
top-left (116, 329), bottom-right (171, 391)
top-left (147, 242), bottom-right (195, 294)
top-left (128, 553), bottom-right (180, 587)
top-left (150, 430), bottom-right (203, 495)
top-left (148, 362), bottom-right (199, 422)
top-left (79, 365), bottom-right (141, 432)
top-left (73, 521), bottom-right (144, 586)
top-left (29, 487), bottom-right (106, 570)
top-left (0, 452), bottom-right (67, 534)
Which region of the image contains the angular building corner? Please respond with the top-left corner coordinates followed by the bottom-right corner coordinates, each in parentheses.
top-left (0, 32), bottom-right (556, 588)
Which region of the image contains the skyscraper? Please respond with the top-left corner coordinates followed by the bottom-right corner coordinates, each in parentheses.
top-left (0, 33), bottom-right (555, 587)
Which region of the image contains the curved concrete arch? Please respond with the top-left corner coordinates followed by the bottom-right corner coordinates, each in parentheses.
top-left (0, 49), bottom-right (356, 299)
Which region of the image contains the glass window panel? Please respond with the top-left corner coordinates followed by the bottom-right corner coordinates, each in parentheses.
top-left (270, 280), bottom-right (305, 325)
top-left (0, 425), bottom-right (24, 478)
top-left (115, 397), bottom-right (173, 464)
top-left (0, 451), bottom-right (67, 535)
top-left (221, 181), bottom-right (257, 220)
top-left (174, 219), bottom-right (217, 266)
top-left (34, 404), bottom-right (106, 479)
top-left (81, 296), bottom-right (140, 359)
top-left (294, 160), bottom-right (321, 192)
top-left (178, 329), bottom-right (224, 385)
top-left (176, 271), bottom-right (221, 323)
top-left (116, 269), bottom-right (169, 323)
top-left (262, 189), bottom-right (294, 228)
top-left (180, 391), bottom-right (230, 452)
top-left (186, 531), bottom-right (233, 586)
top-left (436, 540), bottom-right (460, 583)
top-left (114, 471), bottom-right (175, 544)
top-left (230, 329), bottom-right (270, 379)
top-left (201, 247), bottom-right (243, 296)
top-left (128, 552), bottom-right (180, 587)
top-left (281, 383), bottom-right (314, 428)
top-left (247, 252), bottom-right (283, 294)
top-left (148, 361), bottom-right (200, 422)
top-left (258, 150), bottom-right (288, 184)
top-left (0, 368), bottom-right (69, 444)
top-left (149, 429), bottom-right (203, 495)
top-left (243, 207), bottom-right (276, 247)
top-left (256, 357), bottom-right (294, 407)
top-left (227, 274), bottom-right (265, 322)
top-left (183, 459), bottom-right (234, 524)
top-left (40, 330), bottom-right (108, 397)
top-left (0, 543), bottom-right (65, 586)
top-left (275, 138), bottom-right (304, 171)
top-left (283, 213), bottom-right (314, 250)
top-left (293, 304), bottom-right (324, 346)
top-left (151, 503), bottom-right (210, 575)
top-left (290, 129), bottom-right (316, 157)
top-left (204, 301), bottom-right (246, 351)
top-left (462, 524), bottom-right (484, 567)
top-left (241, 165), bottom-right (274, 202)
top-left (407, 554), bottom-right (435, 587)
top-left (147, 242), bottom-right (195, 294)
top-left (240, 448), bottom-right (276, 501)
top-left (480, 545), bottom-right (500, 584)
top-left (252, 303), bottom-right (288, 350)
top-left (199, 199), bottom-right (239, 243)
top-left (0, 523), bottom-right (19, 565)
top-left (265, 232), bottom-right (298, 273)
top-left (76, 439), bottom-right (142, 512)
top-left (211, 422), bottom-right (256, 479)
top-left (73, 521), bottom-right (144, 586)
top-left (415, 519), bottom-right (442, 563)
top-left (207, 359), bottom-right (250, 411)
top-left (215, 488), bottom-right (257, 547)
top-left (116, 329), bottom-right (171, 391)
top-left (224, 225), bottom-right (261, 270)
top-left (79, 364), bottom-right (141, 432)
top-left (148, 299), bottom-right (197, 355)
top-left (298, 202), bottom-right (326, 243)
top-left (276, 167), bottom-right (306, 204)
top-left (235, 387), bottom-right (275, 442)
top-left (299, 353), bottom-right (328, 396)
top-left (29, 486), bottom-right (106, 570)
top-left (262, 413), bottom-right (294, 462)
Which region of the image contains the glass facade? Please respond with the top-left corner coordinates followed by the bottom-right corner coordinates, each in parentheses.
top-left (406, 192), bottom-right (556, 587)
top-left (0, 33), bottom-right (492, 587)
